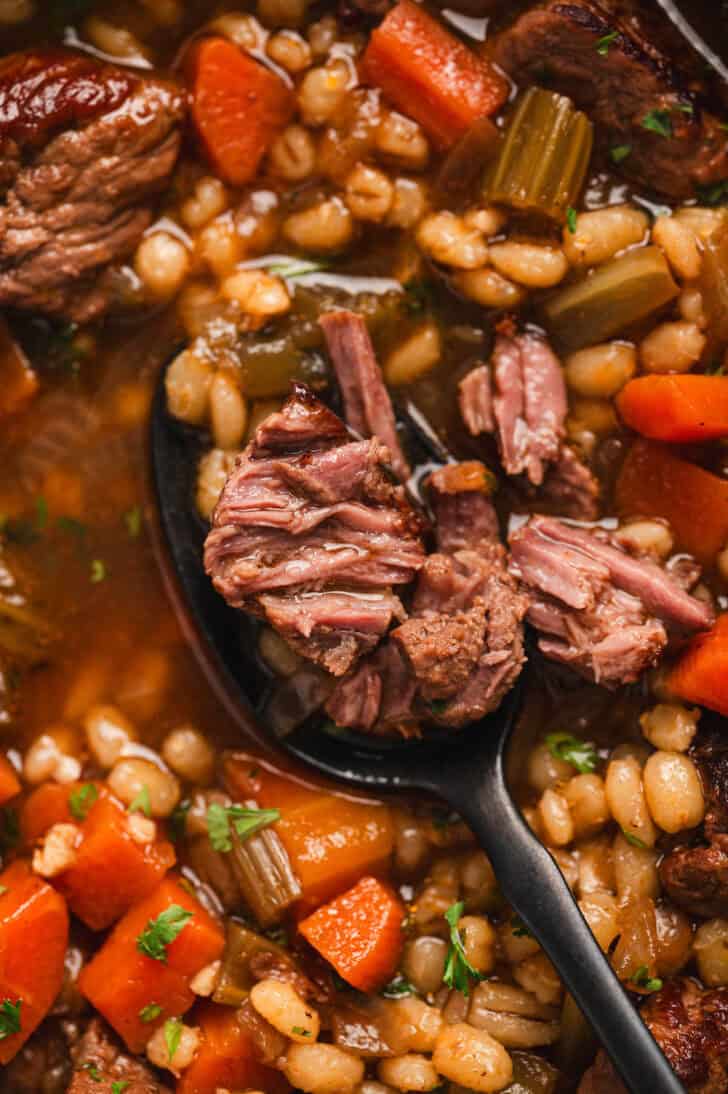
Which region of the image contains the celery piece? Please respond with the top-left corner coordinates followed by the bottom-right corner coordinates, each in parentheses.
top-left (541, 246), bottom-right (679, 353)
top-left (484, 87), bottom-right (593, 223)
top-left (700, 218), bottom-right (728, 346)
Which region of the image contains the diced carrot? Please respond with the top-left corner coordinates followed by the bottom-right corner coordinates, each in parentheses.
top-left (176, 1002), bottom-right (290, 1094)
top-left (615, 438), bottom-right (728, 565)
top-left (668, 613), bottom-right (728, 716)
top-left (617, 375), bottom-right (728, 443)
top-left (0, 860), bottom-right (68, 1064)
top-left (187, 37), bottom-right (294, 186)
top-left (225, 754), bottom-right (394, 908)
top-left (361, 0), bottom-right (508, 149)
top-left (78, 875), bottom-right (225, 1052)
top-left (0, 317), bottom-right (38, 420)
top-left (299, 875), bottom-right (405, 992)
top-left (20, 781), bottom-right (99, 844)
top-left (0, 756), bottom-right (20, 807)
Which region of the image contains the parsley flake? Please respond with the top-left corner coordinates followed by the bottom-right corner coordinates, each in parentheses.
top-left (164, 1017), bottom-right (183, 1062)
top-left (292, 1025), bottom-right (312, 1037)
top-left (206, 802), bottom-right (280, 853)
top-left (124, 506), bottom-right (142, 539)
top-left (136, 905), bottom-right (193, 963)
top-left (566, 206), bottom-right (578, 233)
top-left (139, 1003), bottom-right (163, 1022)
top-left (69, 783), bottom-right (98, 821)
top-left (630, 965), bottom-right (663, 993)
top-left (642, 109), bottom-right (672, 138)
top-left (90, 559), bottom-right (107, 584)
top-left (112, 1083), bottom-right (130, 1094)
top-left (0, 999), bottom-right (21, 1041)
top-left (622, 829), bottom-right (647, 849)
top-left (128, 785), bottom-right (151, 818)
top-left (443, 901), bottom-right (484, 997)
top-left (546, 732), bottom-right (599, 774)
top-left (381, 974), bottom-right (416, 998)
top-left (610, 144), bottom-right (632, 164)
top-left (81, 1062), bottom-right (102, 1081)
top-left (596, 30), bottom-right (618, 55)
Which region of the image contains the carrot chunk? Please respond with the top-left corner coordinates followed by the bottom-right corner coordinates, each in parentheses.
top-left (361, 0), bottom-right (508, 149)
top-left (299, 875), bottom-right (405, 992)
top-left (0, 860), bottom-right (69, 1064)
top-left (617, 375), bottom-right (728, 442)
top-left (224, 754), bottom-right (394, 908)
top-left (669, 613), bottom-right (728, 716)
top-left (0, 756), bottom-right (20, 807)
top-left (616, 438), bottom-right (728, 565)
top-left (187, 37), bottom-right (294, 186)
top-left (21, 781), bottom-right (79, 844)
top-left (177, 1002), bottom-right (290, 1094)
top-left (78, 876), bottom-right (225, 1052)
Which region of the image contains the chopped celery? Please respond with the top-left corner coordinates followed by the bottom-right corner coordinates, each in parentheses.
top-left (213, 922), bottom-right (288, 1006)
top-left (484, 87), bottom-right (593, 223)
top-left (700, 218), bottom-right (728, 347)
top-left (541, 246), bottom-right (679, 353)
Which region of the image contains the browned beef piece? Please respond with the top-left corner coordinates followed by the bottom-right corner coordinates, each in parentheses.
top-left (510, 516), bottom-right (712, 685)
top-left (320, 309), bottom-right (410, 481)
top-left (528, 446), bottom-right (600, 521)
top-left (0, 49), bottom-right (184, 322)
top-left (326, 462), bottom-right (527, 731)
top-left (69, 1019), bottom-right (171, 1093)
top-left (205, 383), bottom-right (425, 677)
top-left (660, 734), bottom-right (728, 917)
top-left (492, 2), bottom-right (728, 201)
top-left (579, 980), bottom-right (728, 1094)
top-left (4, 1022), bottom-right (71, 1093)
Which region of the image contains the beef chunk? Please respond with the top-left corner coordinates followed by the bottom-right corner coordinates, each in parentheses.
top-left (326, 462), bottom-right (527, 731)
top-left (510, 516), bottom-right (713, 685)
top-left (660, 733), bottom-right (728, 918)
top-left (492, 2), bottom-right (728, 201)
top-left (4, 1021), bottom-right (71, 1093)
top-left (69, 1018), bottom-right (171, 1093)
top-left (579, 980), bottom-right (728, 1094)
top-left (204, 383), bottom-right (425, 677)
top-left (0, 49), bottom-right (184, 322)
top-left (320, 309), bottom-right (410, 481)
top-left (526, 445), bottom-right (600, 522)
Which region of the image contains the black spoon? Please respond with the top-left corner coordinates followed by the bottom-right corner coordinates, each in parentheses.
top-left (150, 371), bottom-right (684, 1094)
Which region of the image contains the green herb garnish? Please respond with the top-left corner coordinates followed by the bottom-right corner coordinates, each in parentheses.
top-left (136, 905), bottom-right (193, 963)
top-left (112, 1083), bottom-right (130, 1094)
top-left (641, 109), bottom-right (672, 138)
top-left (168, 799), bottom-right (190, 844)
top-left (80, 1062), bottom-right (102, 1081)
top-left (206, 803), bottom-right (280, 854)
top-left (381, 974), bottom-right (416, 998)
top-left (69, 783), bottom-right (98, 821)
top-left (90, 559), bottom-right (107, 583)
top-left (630, 966), bottom-right (663, 993)
top-left (128, 786), bottom-right (151, 818)
top-left (610, 144), bottom-right (632, 164)
top-left (263, 258), bottom-right (329, 280)
top-left (139, 1003), bottom-right (163, 1022)
top-left (596, 30), bottom-right (618, 55)
top-left (0, 999), bottom-right (21, 1041)
top-left (566, 206), bottom-right (578, 233)
top-left (545, 732), bottom-right (599, 774)
top-left (164, 1017), bottom-right (183, 1062)
top-left (292, 1025), bottom-right (312, 1036)
top-left (443, 901), bottom-right (483, 997)
top-left (622, 829), bottom-right (647, 849)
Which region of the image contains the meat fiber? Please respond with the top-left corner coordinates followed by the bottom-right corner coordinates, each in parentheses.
top-left (68, 1019), bottom-right (170, 1094)
top-left (0, 49), bottom-right (184, 322)
top-left (510, 516), bottom-right (713, 685)
top-left (320, 309), bottom-right (410, 481)
top-left (492, 1), bottom-right (728, 201)
top-left (326, 461), bottom-right (527, 731)
top-left (204, 383), bottom-right (425, 677)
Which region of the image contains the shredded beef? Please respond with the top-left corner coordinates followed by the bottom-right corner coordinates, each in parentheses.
top-left (492, 2), bottom-right (728, 200)
top-left (68, 1019), bottom-right (171, 1094)
top-left (0, 49), bottom-right (184, 322)
top-left (320, 309), bottom-right (410, 481)
top-left (510, 516), bottom-right (712, 685)
top-left (204, 383), bottom-right (425, 677)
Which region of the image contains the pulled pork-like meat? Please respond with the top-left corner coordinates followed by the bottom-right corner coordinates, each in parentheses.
top-left (510, 516), bottom-right (713, 685)
top-left (459, 332), bottom-right (599, 519)
top-left (0, 49), bottom-right (184, 322)
top-left (326, 461), bottom-right (527, 732)
top-left (320, 309), bottom-right (410, 481)
top-left (492, 1), bottom-right (728, 201)
top-left (579, 979), bottom-right (728, 1094)
top-left (660, 732), bottom-right (728, 918)
top-left (204, 383), bottom-right (425, 677)
top-left (68, 1019), bottom-right (171, 1094)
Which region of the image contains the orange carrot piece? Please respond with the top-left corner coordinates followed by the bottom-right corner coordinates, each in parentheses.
top-left (668, 613), bottom-right (728, 716)
top-left (0, 317), bottom-right (38, 420)
top-left (617, 375), bottom-right (728, 442)
top-left (177, 1003), bottom-right (290, 1094)
top-left (187, 37), bottom-right (294, 186)
top-left (299, 875), bottom-right (405, 992)
top-left (78, 876), bottom-right (225, 1052)
top-left (0, 861), bottom-right (69, 1064)
top-left (0, 756), bottom-right (20, 807)
top-left (615, 438), bottom-right (728, 565)
top-left (361, 0), bottom-right (508, 149)
top-left (20, 781), bottom-right (82, 844)
top-left (225, 754), bottom-right (394, 908)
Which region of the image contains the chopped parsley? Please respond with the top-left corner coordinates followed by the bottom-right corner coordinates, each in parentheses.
top-left (381, 974), bottom-right (416, 998)
top-left (292, 1025), bottom-right (312, 1037)
top-left (0, 999), bottom-right (21, 1041)
top-left (545, 732), bottom-right (599, 774)
top-left (136, 905), bottom-right (193, 963)
top-left (112, 1083), bottom-right (130, 1094)
top-left (621, 829), bottom-right (647, 849)
top-left (128, 785), bottom-right (152, 818)
top-left (90, 559), bottom-right (107, 584)
top-left (443, 901), bottom-right (484, 997)
top-left (641, 109), bottom-right (672, 138)
top-left (566, 206), bottom-right (578, 233)
top-left (139, 1003), bottom-right (163, 1022)
top-left (206, 802), bottom-right (280, 853)
top-left (123, 505), bottom-right (143, 539)
top-left (69, 783), bottom-right (98, 821)
top-left (610, 144), bottom-right (632, 164)
top-left (596, 30), bottom-right (618, 55)
top-left (511, 915), bottom-right (534, 939)
top-left (164, 1017), bottom-right (183, 1062)
top-left (630, 966), bottom-right (663, 993)
top-left (80, 1062), bottom-right (102, 1081)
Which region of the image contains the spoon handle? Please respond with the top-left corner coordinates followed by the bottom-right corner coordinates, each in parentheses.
top-left (433, 757), bottom-right (685, 1094)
